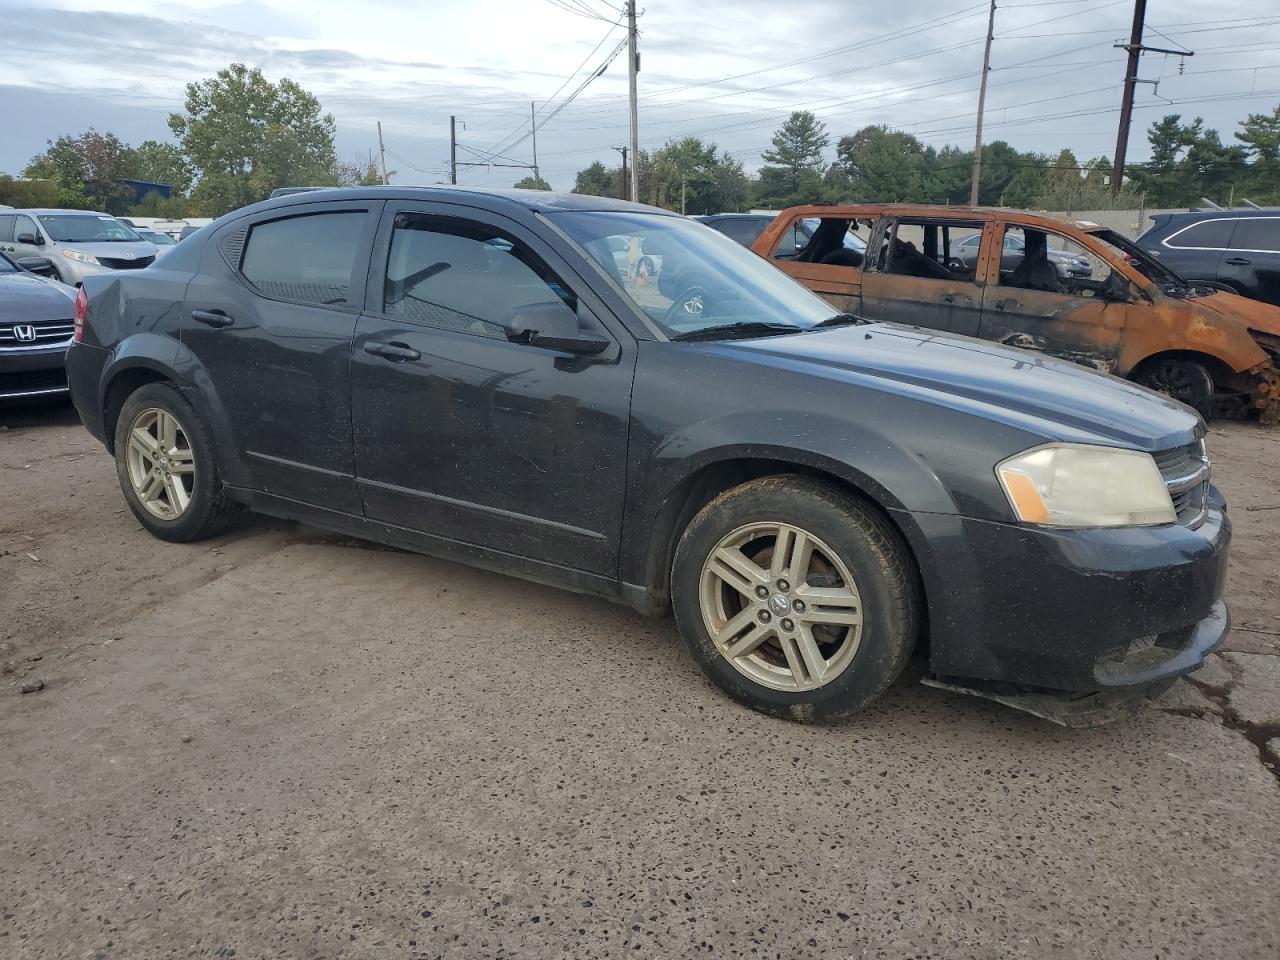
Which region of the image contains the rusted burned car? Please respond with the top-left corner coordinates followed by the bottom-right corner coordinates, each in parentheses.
top-left (749, 205), bottom-right (1280, 422)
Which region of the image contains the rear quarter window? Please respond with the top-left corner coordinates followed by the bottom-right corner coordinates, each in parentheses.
top-left (1164, 219), bottom-right (1235, 250)
top-left (239, 211), bottom-right (365, 306)
top-left (1227, 218), bottom-right (1280, 253)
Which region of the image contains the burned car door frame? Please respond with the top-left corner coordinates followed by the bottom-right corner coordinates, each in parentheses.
top-left (860, 215), bottom-right (988, 337)
top-left (977, 219), bottom-right (1133, 373)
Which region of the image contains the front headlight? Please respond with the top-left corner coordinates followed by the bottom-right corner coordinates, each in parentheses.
top-left (997, 443), bottom-right (1175, 528)
top-left (61, 249), bottom-right (100, 265)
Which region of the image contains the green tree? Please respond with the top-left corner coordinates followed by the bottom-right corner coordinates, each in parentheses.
top-left (332, 156), bottom-right (386, 186)
top-left (169, 63), bottom-right (337, 216)
top-left (130, 140), bottom-right (193, 196)
top-left (513, 175), bottom-right (552, 190)
top-left (1237, 103), bottom-right (1280, 202)
top-left (572, 161), bottom-right (618, 197)
top-left (23, 129), bottom-right (136, 212)
top-left (834, 126), bottom-right (927, 202)
top-left (647, 137), bottom-right (748, 214)
top-left (756, 111), bottom-right (829, 206)
top-left (0, 174), bottom-right (65, 209)
top-left (921, 145), bottom-right (972, 204)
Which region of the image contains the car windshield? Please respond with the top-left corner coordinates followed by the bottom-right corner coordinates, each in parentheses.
top-left (38, 214), bottom-right (142, 243)
top-left (139, 230), bottom-right (176, 245)
top-left (550, 210), bottom-right (837, 339)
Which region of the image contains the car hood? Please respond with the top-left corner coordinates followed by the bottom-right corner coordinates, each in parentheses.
top-left (1189, 289), bottom-right (1280, 338)
top-left (0, 272), bottom-right (77, 322)
top-left (723, 322), bottom-right (1200, 452)
top-left (50, 240), bottom-right (156, 261)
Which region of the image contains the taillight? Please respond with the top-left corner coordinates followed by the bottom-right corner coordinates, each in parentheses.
top-left (73, 286), bottom-right (88, 342)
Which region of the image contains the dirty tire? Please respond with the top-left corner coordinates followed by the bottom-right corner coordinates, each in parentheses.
top-left (113, 382), bottom-right (242, 542)
top-left (671, 476), bottom-right (919, 723)
top-left (1135, 357), bottom-right (1215, 419)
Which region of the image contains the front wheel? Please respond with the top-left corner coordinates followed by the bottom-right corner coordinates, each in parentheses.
top-left (671, 477), bottom-right (920, 722)
top-left (1135, 357), bottom-right (1215, 419)
top-left (113, 382), bottom-right (243, 542)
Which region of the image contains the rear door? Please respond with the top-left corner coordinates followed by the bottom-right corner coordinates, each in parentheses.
top-left (182, 200), bottom-right (381, 513)
top-left (1218, 217), bottom-right (1280, 306)
top-left (858, 217), bottom-right (987, 336)
top-left (349, 200), bottom-right (635, 574)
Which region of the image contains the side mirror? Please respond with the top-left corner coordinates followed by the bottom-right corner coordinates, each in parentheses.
top-left (17, 256), bottom-right (55, 277)
top-left (16, 232), bottom-right (42, 246)
top-left (1103, 272), bottom-right (1134, 302)
top-left (506, 301), bottom-right (610, 355)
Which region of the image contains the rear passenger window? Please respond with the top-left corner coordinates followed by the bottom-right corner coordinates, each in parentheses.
top-left (382, 213), bottom-right (574, 341)
top-left (1165, 220), bottom-right (1234, 250)
top-left (1228, 219), bottom-right (1280, 253)
top-left (240, 211), bottom-right (365, 306)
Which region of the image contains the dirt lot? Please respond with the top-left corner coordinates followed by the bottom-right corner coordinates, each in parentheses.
top-left (2, 400), bottom-right (1279, 959)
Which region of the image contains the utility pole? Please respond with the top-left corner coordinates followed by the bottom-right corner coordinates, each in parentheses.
top-left (611, 146), bottom-right (629, 200)
top-left (627, 0), bottom-right (639, 205)
top-left (1110, 0), bottom-right (1190, 195)
top-left (530, 102), bottom-right (540, 182)
top-left (968, 0), bottom-right (996, 207)
top-left (1112, 0), bottom-right (1146, 196)
top-left (681, 176), bottom-right (687, 215)
top-left (450, 115), bottom-right (458, 185)
top-left (376, 121), bottom-right (389, 185)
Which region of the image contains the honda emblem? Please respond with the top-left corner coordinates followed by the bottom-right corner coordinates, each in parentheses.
top-left (12, 324), bottom-right (37, 343)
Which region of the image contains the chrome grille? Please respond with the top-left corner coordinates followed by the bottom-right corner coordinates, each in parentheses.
top-left (0, 317), bottom-right (75, 350)
top-left (1154, 439), bottom-right (1210, 528)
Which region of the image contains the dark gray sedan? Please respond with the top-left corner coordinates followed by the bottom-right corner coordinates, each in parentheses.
top-left (0, 252), bottom-right (77, 400)
top-left (67, 188), bottom-right (1229, 724)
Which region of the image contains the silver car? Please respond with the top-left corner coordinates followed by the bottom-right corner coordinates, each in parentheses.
top-left (0, 209), bottom-right (158, 285)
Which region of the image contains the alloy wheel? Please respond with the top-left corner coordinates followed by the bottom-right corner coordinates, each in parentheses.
top-left (124, 407), bottom-right (196, 520)
top-left (698, 522), bottom-right (864, 692)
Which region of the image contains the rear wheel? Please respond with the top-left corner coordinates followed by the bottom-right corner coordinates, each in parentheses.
top-left (113, 383), bottom-right (242, 542)
top-left (671, 477), bottom-right (920, 722)
top-left (1135, 357), bottom-right (1215, 419)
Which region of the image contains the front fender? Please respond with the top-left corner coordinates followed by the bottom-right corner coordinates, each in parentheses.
top-left (99, 332), bottom-right (250, 486)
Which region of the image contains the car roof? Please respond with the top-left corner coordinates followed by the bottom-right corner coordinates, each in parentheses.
top-left (1161, 208), bottom-right (1280, 220)
top-left (14, 208), bottom-right (115, 217)
top-left (245, 186), bottom-right (681, 218)
top-left (773, 203), bottom-right (1109, 233)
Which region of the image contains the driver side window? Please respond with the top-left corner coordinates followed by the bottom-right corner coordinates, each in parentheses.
top-left (383, 213), bottom-right (574, 341)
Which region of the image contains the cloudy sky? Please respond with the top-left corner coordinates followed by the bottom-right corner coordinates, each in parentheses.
top-left (1, 0), bottom-right (1277, 190)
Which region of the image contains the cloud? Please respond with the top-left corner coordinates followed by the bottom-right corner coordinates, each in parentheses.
top-left (1, 0), bottom-right (1277, 190)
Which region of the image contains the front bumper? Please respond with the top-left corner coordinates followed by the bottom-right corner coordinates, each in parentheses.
top-left (910, 494), bottom-right (1231, 694)
top-left (0, 341), bottom-right (71, 399)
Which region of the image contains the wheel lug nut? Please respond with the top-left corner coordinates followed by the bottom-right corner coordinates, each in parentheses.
top-left (777, 579), bottom-right (789, 592)
top-left (755, 586), bottom-right (769, 599)
top-left (793, 599), bottom-right (806, 613)
top-left (758, 610), bottom-right (772, 623)
top-left (781, 618), bottom-right (794, 631)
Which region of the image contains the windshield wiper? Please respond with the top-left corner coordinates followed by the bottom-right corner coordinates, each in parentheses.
top-left (670, 321), bottom-right (804, 342)
top-left (814, 312), bottom-right (871, 329)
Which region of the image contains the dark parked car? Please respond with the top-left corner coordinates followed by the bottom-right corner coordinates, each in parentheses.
top-left (0, 251), bottom-right (77, 400)
top-left (1136, 208), bottom-right (1280, 306)
top-left (68, 188), bottom-right (1230, 724)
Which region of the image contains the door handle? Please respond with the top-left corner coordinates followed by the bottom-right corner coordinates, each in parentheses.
top-left (994, 299), bottom-right (1019, 311)
top-left (1224, 257), bottom-right (1252, 266)
top-left (191, 309), bottom-right (233, 328)
top-left (940, 294), bottom-right (955, 304)
top-left (363, 341), bottom-right (421, 362)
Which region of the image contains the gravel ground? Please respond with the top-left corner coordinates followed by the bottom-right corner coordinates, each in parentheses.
top-left (2, 400), bottom-right (1278, 959)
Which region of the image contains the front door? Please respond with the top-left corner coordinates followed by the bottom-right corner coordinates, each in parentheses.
top-left (350, 202), bottom-right (635, 576)
top-left (181, 201), bottom-right (382, 512)
top-left (978, 223), bottom-right (1128, 371)
top-left (859, 217), bottom-right (987, 336)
